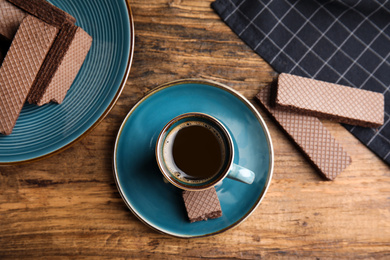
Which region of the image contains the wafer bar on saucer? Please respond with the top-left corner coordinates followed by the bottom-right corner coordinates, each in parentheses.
top-left (182, 188), bottom-right (222, 223)
top-left (256, 85), bottom-right (351, 180)
top-left (0, 0), bottom-right (26, 40)
top-left (7, 0), bottom-right (76, 28)
top-left (275, 73), bottom-right (384, 128)
top-left (0, 15), bottom-right (57, 135)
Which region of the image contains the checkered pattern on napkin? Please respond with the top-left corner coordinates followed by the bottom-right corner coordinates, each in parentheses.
top-left (212, 0), bottom-right (390, 165)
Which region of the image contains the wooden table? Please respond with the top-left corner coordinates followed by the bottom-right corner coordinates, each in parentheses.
top-left (1, 0), bottom-right (389, 258)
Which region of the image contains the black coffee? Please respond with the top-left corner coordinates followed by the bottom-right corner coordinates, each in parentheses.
top-left (172, 125), bottom-right (224, 180)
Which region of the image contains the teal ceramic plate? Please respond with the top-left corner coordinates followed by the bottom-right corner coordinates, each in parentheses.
top-left (0, 0), bottom-right (134, 164)
top-left (113, 79), bottom-right (274, 238)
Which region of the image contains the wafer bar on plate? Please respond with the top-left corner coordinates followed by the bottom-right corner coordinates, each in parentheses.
top-left (256, 85), bottom-right (351, 180)
top-left (12, 0), bottom-right (91, 105)
top-left (182, 188), bottom-right (222, 223)
top-left (0, 0), bottom-right (26, 40)
top-left (0, 15), bottom-right (58, 135)
top-left (27, 23), bottom-right (92, 105)
top-left (275, 73), bottom-right (384, 128)
top-left (7, 0), bottom-right (76, 28)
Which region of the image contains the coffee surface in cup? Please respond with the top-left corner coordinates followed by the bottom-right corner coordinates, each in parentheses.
top-left (172, 124), bottom-right (223, 180)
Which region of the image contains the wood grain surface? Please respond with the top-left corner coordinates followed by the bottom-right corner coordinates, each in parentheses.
top-left (1, 0), bottom-right (389, 259)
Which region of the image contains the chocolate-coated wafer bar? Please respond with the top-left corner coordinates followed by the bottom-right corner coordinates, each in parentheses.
top-left (7, 0), bottom-right (76, 28)
top-left (0, 0), bottom-right (26, 40)
top-left (256, 85), bottom-right (351, 180)
top-left (182, 188), bottom-right (222, 223)
top-left (276, 73), bottom-right (384, 128)
top-left (0, 15), bottom-right (58, 135)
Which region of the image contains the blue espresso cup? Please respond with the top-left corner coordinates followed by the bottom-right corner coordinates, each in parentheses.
top-left (156, 112), bottom-right (255, 191)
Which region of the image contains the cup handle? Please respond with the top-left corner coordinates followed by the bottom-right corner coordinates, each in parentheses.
top-left (227, 164), bottom-right (255, 184)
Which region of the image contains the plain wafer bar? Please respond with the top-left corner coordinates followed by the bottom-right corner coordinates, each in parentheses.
top-left (6, 0), bottom-right (76, 28)
top-left (256, 85), bottom-right (352, 180)
top-left (275, 73), bottom-right (384, 128)
top-left (182, 188), bottom-right (222, 223)
top-left (0, 0), bottom-right (26, 40)
top-left (0, 15), bottom-right (58, 135)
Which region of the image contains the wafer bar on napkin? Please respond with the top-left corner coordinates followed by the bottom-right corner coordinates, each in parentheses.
top-left (0, 15), bottom-right (57, 135)
top-left (27, 23), bottom-right (92, 105)
top-left (0, 0), bottom-right (26, 40)
top-left (7, 0), bottom-right (76, 28)
top-left (182, 188), bottom-right (222, 223)
top-left (256, 85), bottom-right (351, 180)
top-left (275, 73), bottom-right (384, 128)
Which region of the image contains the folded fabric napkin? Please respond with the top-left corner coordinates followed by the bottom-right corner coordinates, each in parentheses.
top-left (212, 0), bottom-right (390, 165)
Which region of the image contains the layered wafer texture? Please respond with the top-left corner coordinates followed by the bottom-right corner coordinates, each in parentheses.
top-left (0, 15), bottom-right (57, 135)
top-left (7, 0), bottom-right (76, 28)
top-left (27, 24), bottom-right (92, 105)
top-left (6, 0), bottom-right (92, 106)
top-left (27, 22), bottom-right (77, 104)
top-left (0, 0), bottom-right (26, 40)
top-left (276, 73), bottom-right (384, 128)
top-left (256, 85), bottom-right (352, 180)
top-left (40, 26), bottom-right (92, 105)
top-left (0, 0), bottom-right (92, 134)
top-left (182, 188), bottom-right (222, 223)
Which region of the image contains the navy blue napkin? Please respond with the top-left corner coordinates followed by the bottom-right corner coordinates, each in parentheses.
top-left (212, 0), bottom-right (390, 165)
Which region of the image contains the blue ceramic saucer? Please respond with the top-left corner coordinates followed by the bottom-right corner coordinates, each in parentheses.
top-left (113, 79), bottom-right (274, 238)
top-left (0, 0), bottom-right (134, 164)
